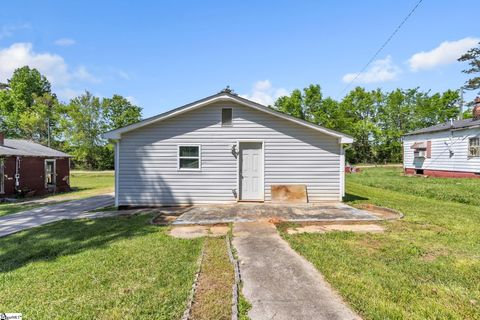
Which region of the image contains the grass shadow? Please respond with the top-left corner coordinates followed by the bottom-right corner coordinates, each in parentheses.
top-left (343, 193), bottom-right (369, 203)
top-left (0, 214), bottom-right (156, 273)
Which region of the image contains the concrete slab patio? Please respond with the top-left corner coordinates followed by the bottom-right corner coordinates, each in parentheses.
top-left (233, 221), bottom-right (360, 320)
top-left (173, 202), bottom-right (379, 225)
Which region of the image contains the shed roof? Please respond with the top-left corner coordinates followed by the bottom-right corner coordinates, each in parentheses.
top-left (404, 118), bottom-right (480, 136)
top-left (0, 139), bottom-right (71, 157)
top-left (103, 91), bottom-right (354, 143)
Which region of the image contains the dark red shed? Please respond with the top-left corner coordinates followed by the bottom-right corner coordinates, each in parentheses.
top-left (0, 133), bottom-right (71, 197)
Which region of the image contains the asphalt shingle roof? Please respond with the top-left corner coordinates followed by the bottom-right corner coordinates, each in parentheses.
top-left (0, 139), bottom-right (70, 157)
top-left (404, 118), bottom-right (480, 136)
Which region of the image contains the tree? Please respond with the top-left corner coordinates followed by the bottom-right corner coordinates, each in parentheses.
top-left (0, 66), bottom-right (58, 141)
top-left (62, 92), bottom-right (105, 169)
top-left (62, 92), bottom-right (143, 170)
top-left (8, 66), bottom-right (52, 109)
top-left (102, 94), bottom-right (142, 131)
top-left (458, 42), bottom-right (480, 94)
top-left (274, 89), bottom-right (305, 120)
top-left (100, 95), bottom-right (142, 169)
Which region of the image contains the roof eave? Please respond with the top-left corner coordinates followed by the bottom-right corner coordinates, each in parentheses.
top-left (103, 92), bottom-right (353, 142)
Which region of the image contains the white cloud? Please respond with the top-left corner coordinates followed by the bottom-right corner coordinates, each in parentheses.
top-left (342, 56), bottom-right (401, 84)
top-left (54, 38), bottom-right (76, 46)
top-left (0, 23), bottom-right (30, 40)
top-left (408, 37), bottom-right (480, 71)
top-left (241, 80), bottom-right (289, 106)
top-left (0, 42), bottom-right (100, 100)
top-left (114, 69), bottom-right (130, 80)
top-left (73, 65), bottom-right (100, 83)
top-left (125, 96), bottom-right (138, 105)
top-left (56, 88), bottom-right (84, 101)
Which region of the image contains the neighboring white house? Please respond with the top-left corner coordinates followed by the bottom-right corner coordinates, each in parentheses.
top-left (403, 98), bottom-right (480, 178)
top-left (104, 90), bottom-right (353, 207)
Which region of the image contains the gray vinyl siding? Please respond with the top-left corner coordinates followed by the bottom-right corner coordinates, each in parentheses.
top-left (117, 101), bottom-right (342, 206)
top-left (403, 128), bottom-right (480, 173)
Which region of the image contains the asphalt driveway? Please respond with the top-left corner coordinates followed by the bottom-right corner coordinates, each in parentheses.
top-left (0, 194), bottom-right (114, 237)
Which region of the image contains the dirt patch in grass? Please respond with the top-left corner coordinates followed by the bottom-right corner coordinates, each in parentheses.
top-left (287, 224), bottom-right (384, 234)
top-left (354, 203), bottom-right (403, 220)
top-left (190, 237), bottom-right (234, 320)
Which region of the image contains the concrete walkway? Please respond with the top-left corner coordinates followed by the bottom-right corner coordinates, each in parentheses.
top-left (0, 194), bottom-right (114, 237)
top-left (233, 222), bottom-right (360, 320)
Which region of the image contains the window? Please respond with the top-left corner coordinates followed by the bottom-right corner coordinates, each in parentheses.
top-left (178, 145), bottom-right (201, 170)
top-left (469, 137), bottom-right (480, 157)
top-left (414, 149), bottom-right (426, 158)
top-left (411, 141), bottom-right (430, 158)
top-left (45, 159), bottom-right (56, 187)
top-left (222, 108), bottom-right (232, 127)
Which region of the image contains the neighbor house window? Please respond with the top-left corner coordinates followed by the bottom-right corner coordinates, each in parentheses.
top-left (411, 141), bottom-right (428, 158)
top-left (45, 159), bottom-right (56, 187)
top-left (222, 108), bottom-right (232, 127)
top-left (469, 137), bottom-right (480, 157)
top-left (178, 145), bottom-right (201, 170)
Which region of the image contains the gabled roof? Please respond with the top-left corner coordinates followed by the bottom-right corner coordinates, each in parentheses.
top-left (103, 92), bottom-right (353, 143)
top-left (404, 118), bottom-right (480, 136)
top-left (0, 139), bottom-right (71, 157)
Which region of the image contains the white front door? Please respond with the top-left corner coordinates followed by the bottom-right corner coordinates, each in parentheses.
top-left (239, 142), bottom-right (263, 200)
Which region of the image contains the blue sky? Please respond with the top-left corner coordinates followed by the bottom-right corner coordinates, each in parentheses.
top-left (0, 0), bottom-right (478, 117)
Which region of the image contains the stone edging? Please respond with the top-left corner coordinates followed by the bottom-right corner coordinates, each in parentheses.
top-left (181, 244), bottom-right (206, 320)
top-left (226, 234), bottom-right (241, 320)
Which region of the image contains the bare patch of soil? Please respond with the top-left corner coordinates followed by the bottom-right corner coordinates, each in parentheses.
top-left (354, 203), bottom-right (403, 220)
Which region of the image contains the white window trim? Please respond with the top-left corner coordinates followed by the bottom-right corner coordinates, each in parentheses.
top-left (221, 107), bottom-right (233, 127)
top-left (468, 137), bottom-right (480, 158)
top-left (44, 159), bottom-right (56, 188)
top-left (177, 144), bottom-right (202, 171)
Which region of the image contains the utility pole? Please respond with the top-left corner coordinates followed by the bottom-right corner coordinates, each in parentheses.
top-left (459, 87), bottom-right (464, 120)
top-left (46, 117), bottom-right (51, 147)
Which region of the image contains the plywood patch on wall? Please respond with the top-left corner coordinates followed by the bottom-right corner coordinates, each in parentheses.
top-left (271, 184), bottom-right (308, 203)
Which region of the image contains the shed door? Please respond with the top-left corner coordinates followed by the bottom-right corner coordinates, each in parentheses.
top-left (239, 142), bottom-right (263, 200)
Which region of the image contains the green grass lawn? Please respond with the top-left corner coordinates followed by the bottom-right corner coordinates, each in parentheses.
top-left (0, 213), bottom-right (203, 319)
top-left (281, 167), bottom-right (480, 319)
top-left (0, 170), bottom-right (114, 217)
top-left (348, 167), bottom-right (480, 206)
top-left (190, 237), bottom-right (234, 320)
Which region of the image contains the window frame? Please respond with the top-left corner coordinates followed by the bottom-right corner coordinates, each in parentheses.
top-left (221, 108), bottom-right (233, 127)
top-left (468, 137), bottom-right (480, 158)
top-left (44, 159), bottom-right (56, 188)
top-left (177, 145), bottom-right (202, 171)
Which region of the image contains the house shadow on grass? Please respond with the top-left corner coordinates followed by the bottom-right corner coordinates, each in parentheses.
top-left (343, 193), bottom-right (369, 203)
top-left (0, 214), bottom-right (157, 273)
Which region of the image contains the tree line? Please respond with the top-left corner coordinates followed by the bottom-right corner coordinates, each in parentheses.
top-left (0, 66), bottom-right (142, 169)
top-left (273, 42), bottom-right (480, 164)
top-left (0, 41), bottom-right (478, 169)
top-left (274, 85), bottom-right (462, 163)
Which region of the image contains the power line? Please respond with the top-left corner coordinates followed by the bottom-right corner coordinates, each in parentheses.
top-left (337, 0), bottom-right (424, 98)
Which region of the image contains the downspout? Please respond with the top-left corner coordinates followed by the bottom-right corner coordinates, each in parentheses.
top-left (114, 140), bottom-right (120, 207)
top-left (15, 156), bottom-right (20, 192)
top-left (342, 144), bottom-right (352, 199)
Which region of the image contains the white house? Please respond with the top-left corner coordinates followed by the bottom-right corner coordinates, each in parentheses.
top-left (104, 90), bottom-right (353, 207)
top-left (403, 98), bottom-right (480, 178)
